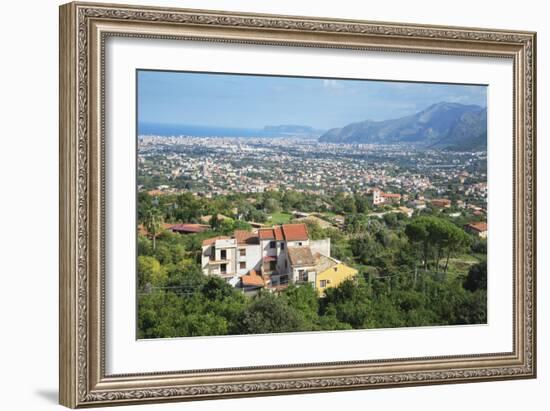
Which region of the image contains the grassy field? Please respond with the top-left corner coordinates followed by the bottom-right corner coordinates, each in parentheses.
top-left (268, 212), bottom-right (293, 225)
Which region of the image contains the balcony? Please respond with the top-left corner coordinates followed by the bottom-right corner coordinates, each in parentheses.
top-left (208, 259), bottom-right (230, 265)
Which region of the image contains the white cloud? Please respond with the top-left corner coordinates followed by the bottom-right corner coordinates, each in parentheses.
top-left (322, 79), bottom-right (342, 89)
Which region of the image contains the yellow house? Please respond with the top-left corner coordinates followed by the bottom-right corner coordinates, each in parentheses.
top-left (314, 253), bottom-right (358, 296)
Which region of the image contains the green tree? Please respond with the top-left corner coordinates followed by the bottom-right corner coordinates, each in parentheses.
top-left (264, 198), bottom-right (281, 214)
top-left (383, 212), bottom-right (398, 227)
top-left (405, 216), bottom-right (470, 272)
top-left (322, 279), bottom-right (373, 328)
top-left (137, 255), bottom-right (167, 289)
top-left (283, 284), bottom-right (319, 327)
top-left (144, 208), bottom-right (164, 250)
top-left (239, 293), bottom-right (305, 334)
top-left (463, 261), bottom-right (487, 292)
top-left (209, 213), bottom-right (221, 230)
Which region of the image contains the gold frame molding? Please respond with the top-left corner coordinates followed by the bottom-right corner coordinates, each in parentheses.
top-left (59, 1), bottom-right (537, 408)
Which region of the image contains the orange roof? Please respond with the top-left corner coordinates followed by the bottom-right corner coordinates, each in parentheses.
top-left (282, 223), bottom-right (309, 241)
top-left (234, 230), bottom-right (259, 245)
top-left (258, 226), bottom-right (283, 241)
top-left (431, 198), bottom-right (451, 205)
top-left (170, 223), bottom-right (209, 233)
top-left (273, 226), bottom-right (283, 241)
top-left (202, 236), bottom-right (230, 246)
top-left (240, 270), bottom-right (265, 287)
top-left (466, 222), bottom-right (488, 232)
top-left (382, 193), bottom-right (401, 198)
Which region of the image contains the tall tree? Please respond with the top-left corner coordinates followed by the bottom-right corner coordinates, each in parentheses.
top-left (144, 208), bottom-right (164, 251)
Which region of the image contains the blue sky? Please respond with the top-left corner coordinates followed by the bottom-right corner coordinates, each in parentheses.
top-left (137, 70), bottom-right (487, 130)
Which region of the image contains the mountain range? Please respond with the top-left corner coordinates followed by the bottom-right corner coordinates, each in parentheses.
top-left (319, 102), bottom-right (487, 151)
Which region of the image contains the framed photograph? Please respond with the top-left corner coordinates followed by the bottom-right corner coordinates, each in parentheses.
top-left (59, 2), bottom-right (537, 408)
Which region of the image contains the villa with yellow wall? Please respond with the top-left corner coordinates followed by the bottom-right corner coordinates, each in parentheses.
top-left (314, 254), bottom-right (358, 296)
top-left (200, 223), bottom-right (358, 295)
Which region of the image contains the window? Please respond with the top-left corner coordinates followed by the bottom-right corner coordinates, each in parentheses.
top-left (269, 260), bottom-right (277, 271)
top-left (280, 275), bottom-right (288, 285)
top-left (280, 242), bottom-right (285, 250)
top-left (220, 249), bottom-right (227, 260)
top-left (220, 263), bottom-right (227, 274)
top-left (269, 241), bottom-right (276, 249)
top-left (320, 280), bottom-right (327, 288)
top-left (299, 270), bottom-right (308, 282)
top-left (297, 242), bottom-right (303, 246)
top-left (239, 249), bottom-right (246, 257)
top-left (239, 261), bottom-right (246, 269)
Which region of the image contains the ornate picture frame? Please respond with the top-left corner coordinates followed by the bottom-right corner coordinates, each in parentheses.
top-left (59, 1), bottom-right (536, 408)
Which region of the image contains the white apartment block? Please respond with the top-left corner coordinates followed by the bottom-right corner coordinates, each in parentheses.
top-left (201, 223), bottom-right (330, 290)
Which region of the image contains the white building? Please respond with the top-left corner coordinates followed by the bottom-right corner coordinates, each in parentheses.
top-left (201, 223), bottom-right (330, 290)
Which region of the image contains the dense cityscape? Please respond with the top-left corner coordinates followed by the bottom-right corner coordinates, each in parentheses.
top-left (137, 136), bottom-right (487, 209)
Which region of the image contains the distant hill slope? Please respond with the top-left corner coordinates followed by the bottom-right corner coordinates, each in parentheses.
top-left (319, 102), bottom-right (487, 151)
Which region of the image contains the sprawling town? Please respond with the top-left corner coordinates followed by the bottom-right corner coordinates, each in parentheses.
top-left (138, 136), bottom-right (487, 207)
top-left (137, 134), bottom-right (488, 338)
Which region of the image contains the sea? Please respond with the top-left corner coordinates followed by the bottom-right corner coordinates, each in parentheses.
top-left (138, 122), bottom-right (272, 138)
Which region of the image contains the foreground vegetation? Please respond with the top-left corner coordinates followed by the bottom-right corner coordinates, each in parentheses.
top-left (137, 190), bottom-right (487, 338)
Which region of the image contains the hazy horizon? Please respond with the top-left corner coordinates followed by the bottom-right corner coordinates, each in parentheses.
top-left (137, 70), bottom-right (487, 131)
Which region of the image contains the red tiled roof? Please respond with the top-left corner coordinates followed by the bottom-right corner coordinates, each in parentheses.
top-left (259, 228), bottom-right (275, 240)
top-left (202, 236), bottom-right (230, 246)
top-left (234, 230), bottom-right (259, 245)
top-left (431, 198), bottom-right (451, 206)
top-left (273, 226), bottom-right (283, 241)
top-left (258, 226), bottom-right (284, 241)
top-left (281, 223), bottom-right (309, 241)
top-left (382, 193), bottom-right (402, 198)
top-left (241, 270), bottom-right (265, 287)
top-left (466, 222), bottom-right (488, 232)
top-left (170, 223), bottom-right (209, 233)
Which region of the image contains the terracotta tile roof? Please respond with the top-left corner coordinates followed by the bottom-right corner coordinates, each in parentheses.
top-left (281, 223), bottom-right (309, 241)
top-left (240, 269), bottom-right (265, 287)
top-left (273, 226), bottom-right (283, 241)
top-left (259, 228), bottom-right (275, 240)
top-left (234, 230), bottom-right (259, 245)
top-left (170, 223), bottom-right (209, 233)
top-left (287, 246), bottom-right (315, 267)
top-left (466, 221), bottom-right (488, 232)
top-left (258, 227), bottom-right (283, 240)
top-left (382, 193), bottom-right (402, 198)
top-left (430, 198), bottom-right (451, 207)
top-left (201, 236), bottom-right (230, 246)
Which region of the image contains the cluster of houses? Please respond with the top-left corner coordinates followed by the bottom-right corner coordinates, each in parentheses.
top-left (200, 223), bottom-right (357, 296)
